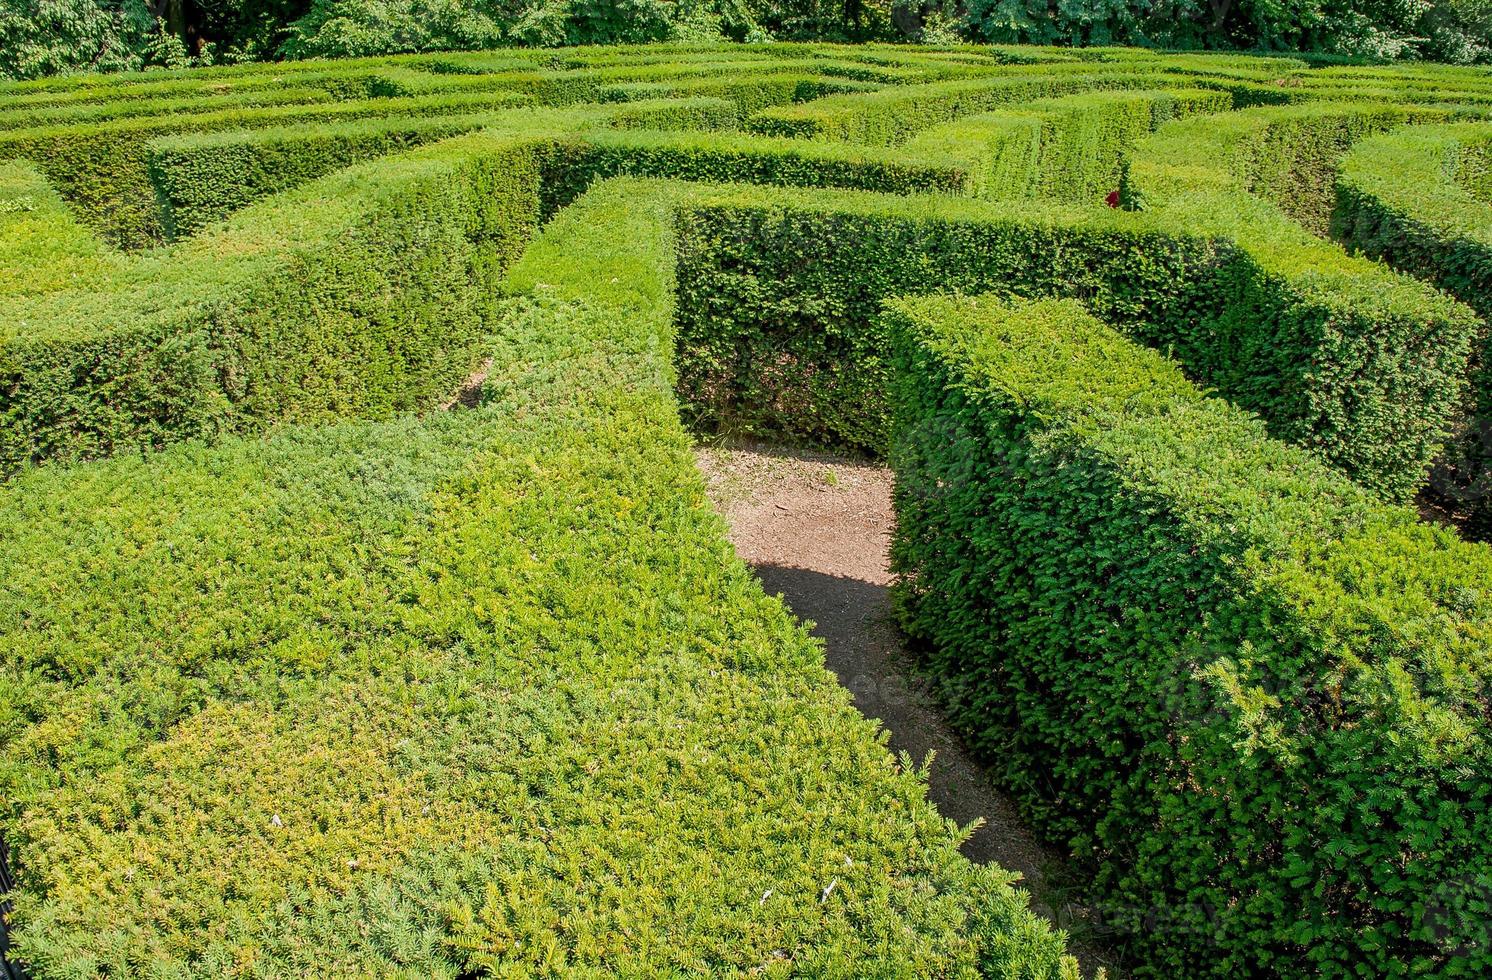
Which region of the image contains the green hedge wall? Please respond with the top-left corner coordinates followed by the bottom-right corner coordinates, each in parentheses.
top-left (543, 129), bottom-right (970, 216)
top-left (1122, 102), bottom-right (1479, 499)
top-left (904, 87), bottom-right (1229, 202)
top-left (670, 192), bottom-right (1216, 452)
top-left (0, 131), bottom-right (544, 477)
top-left (888, 292), bottom-right (1492, 978)
top-left (1121, 101), bottom-right (1426, 233)
top-left (671, 186), bottom-right (1475, 500)
top-left (1333, 122), bottom-right (1492, 538)
top-left (0, 89), bottom-right (530, 247)
top-left (0, 173), bottom-right (1080, 980)
top-left (746, 70), bottom-right (1158, 145)
top-left (146, 114), bottom-right (492, 239)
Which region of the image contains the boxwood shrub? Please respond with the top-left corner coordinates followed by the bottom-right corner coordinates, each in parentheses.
top-left (887, 292), bottom-right (1492, 978)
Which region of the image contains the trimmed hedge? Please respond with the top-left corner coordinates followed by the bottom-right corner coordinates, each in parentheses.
top-left (746, 69), bottom-right (1160, 144)
top-left (1333, 122), bottom-right (1492, 537)
top-left (0, 89), bottom-right (531, 246)
top-left (543, 128), bottom-right (970, 214)
top-left (0, 131), bottom-right (544, 477)
top-left (0, 173), bottom-right (1081, 979)
top-left (1122, 102), bottom-right (1479, 499)
top-left (146, 113), bottom-right (493, 239)
top-left (670, 189), bottom-right (1215, 452)
top-left (671, 183), bottom-right (1476, 501)
top-left (903, 87), bottom-right (1229, 201)
top-left (887, 292), bottom-right (1492, 977)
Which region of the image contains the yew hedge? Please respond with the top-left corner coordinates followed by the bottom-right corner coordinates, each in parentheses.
top-left (4, 42), bottom-right (1492, 980)
top-left (888, 293), bottom-right (1492, 977)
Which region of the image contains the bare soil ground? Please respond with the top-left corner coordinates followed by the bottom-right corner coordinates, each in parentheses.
top-left (695, 438), bottom-right (1120, 977)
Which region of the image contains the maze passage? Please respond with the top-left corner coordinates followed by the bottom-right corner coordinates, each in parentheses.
top-left (1, 43), bottom-right (1490, 979)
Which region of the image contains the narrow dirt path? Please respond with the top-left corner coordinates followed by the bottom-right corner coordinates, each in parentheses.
top-left (695, 439), bottom-right (1119, 977)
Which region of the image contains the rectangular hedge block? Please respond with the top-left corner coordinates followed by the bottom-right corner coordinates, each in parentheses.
top-left (887, 292), bottom-right (1492, 979)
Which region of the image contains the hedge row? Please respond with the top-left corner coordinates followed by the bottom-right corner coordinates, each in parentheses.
top-left (6, 116), bottom-right (993, 477)
top-left (1122, 101), bottom-right (1479, 499)
top-left (0, 85), bottom-right (343, 132)
top-left (670, 181), bottom-right (1475, 501)
top-left (0, 130), bottom-right (544, 477)
top-left (887, 292), bottom-right (1492, 977)
top-left (746, 69), bottom-right (1161, 144)
top-left (0, 89), bottom-right (531, 246)
top-left (142, 98), bottom-right (967, 242)
top-left (1333, 122), bottom-right (1492, 537)
top-left (903, 87), bottom-right (1229, 202)
top-left (670, 189), bottom-right (1212, 451)
top-left (146, 113), bottom-right (493, 239)
top-left (0, 170), bottom-right (1080, 979)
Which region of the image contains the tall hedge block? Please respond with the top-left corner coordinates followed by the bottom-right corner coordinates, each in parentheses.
top-left (1124, 103), bottom-right (1480, 499)
top-left (888, 293), bottom-right (1492, 978)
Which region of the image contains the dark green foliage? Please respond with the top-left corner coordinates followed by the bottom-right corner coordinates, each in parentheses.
top-left (959, 0), bottom-right (1492, 63)
top-left (887, 292), bottom-right (1492, 978)
top-left (0, 131), bottom-right (541, 476)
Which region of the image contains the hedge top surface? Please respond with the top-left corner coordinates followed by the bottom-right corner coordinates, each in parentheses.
top-left (1338, 121), bottom-right (1492, 246)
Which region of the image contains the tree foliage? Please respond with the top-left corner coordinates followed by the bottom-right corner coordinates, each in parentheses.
top-left (0, 0), bottom-right (1487, 81)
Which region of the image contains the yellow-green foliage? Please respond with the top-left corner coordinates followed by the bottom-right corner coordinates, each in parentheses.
top-left (3, 41), bottom-right (1492, 980)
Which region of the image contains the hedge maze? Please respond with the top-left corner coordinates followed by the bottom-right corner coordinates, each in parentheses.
top-left (1, 42), bottom-right (1490, 978)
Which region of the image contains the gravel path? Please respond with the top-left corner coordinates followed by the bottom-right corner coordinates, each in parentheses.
top-left (695, 439), bottom-right (1120, 977)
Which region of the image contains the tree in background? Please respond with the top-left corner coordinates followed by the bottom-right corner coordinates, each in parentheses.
top-left (1, 0), bottom-right (165, 78)
top-left (953, 0), bottom-right (1492, 60)
top-left (0, 0), bottom-right (1488, 79)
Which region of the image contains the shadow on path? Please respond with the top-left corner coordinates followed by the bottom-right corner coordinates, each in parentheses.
top-left (696, 440), bottom-right (1122, 977)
